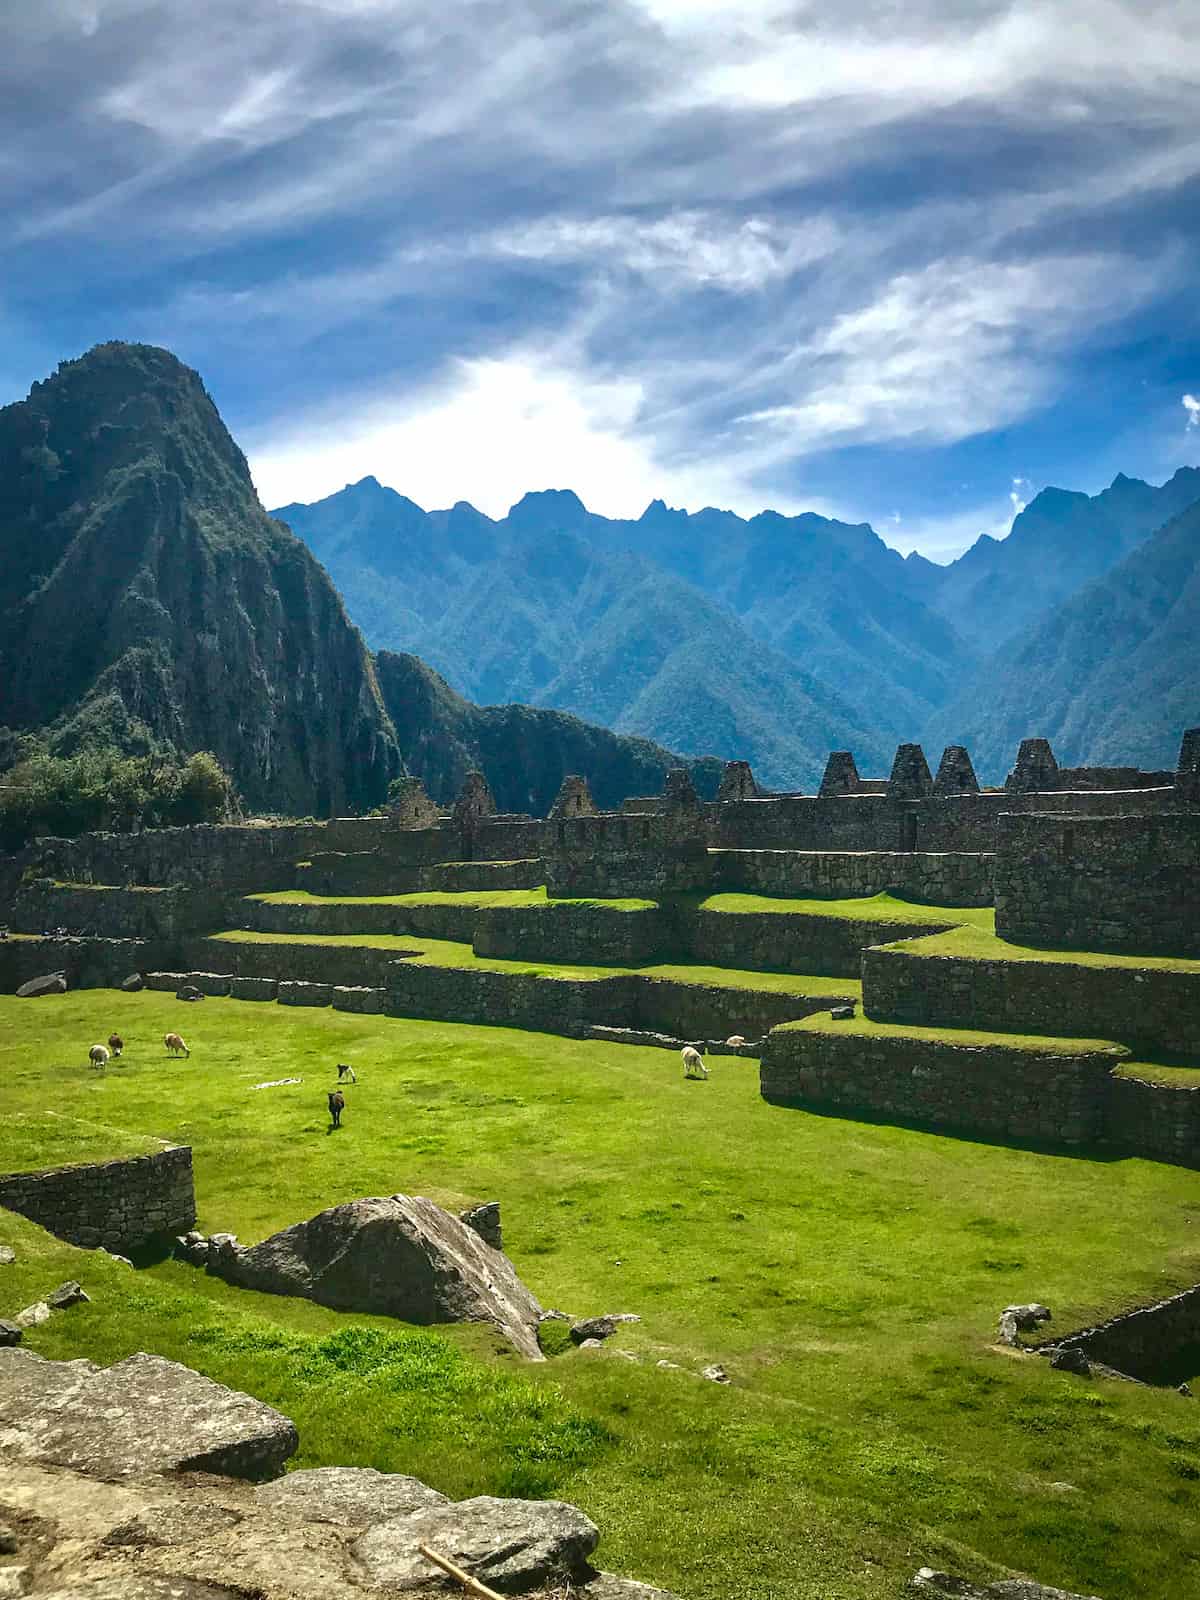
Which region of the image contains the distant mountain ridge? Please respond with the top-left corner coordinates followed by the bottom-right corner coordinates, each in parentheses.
top-left (0, 344), bottom-right (732, 819)
top-left (275, 465), bottom-right (1200, 786)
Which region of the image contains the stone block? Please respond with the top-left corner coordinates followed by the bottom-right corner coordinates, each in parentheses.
top-left (332, 985), bottom-right (386, 1014)
top-left (144, 972), bottom-right (189, 992)
top-left (277, 981), bottom-right (334, 1007)
top-left (230, 976), bottom-right (278, 1001)
top-left (185, 971), bottom-right (232, 997)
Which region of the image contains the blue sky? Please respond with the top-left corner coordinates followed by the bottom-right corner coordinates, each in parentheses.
top-left (3, 0), bottom-right (1199, 558)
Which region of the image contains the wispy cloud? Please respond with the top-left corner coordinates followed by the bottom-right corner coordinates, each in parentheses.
top-left (1185, 394), bottom-right (1200, 430)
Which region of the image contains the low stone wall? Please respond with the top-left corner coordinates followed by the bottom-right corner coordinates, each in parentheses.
top-left (31, 823), bottom-right (324, 892)
top-left (0, 935), bottom-right (164, 993)
top-left (994, 811), bottom-right (1200, 956)
top-left (295, 854), bottom-right (427, 897)
top-left (862, 944), bottom-right (1200, 1059)
top-left (683, 907), bottom-right (955, 979)
top-left (189, 937), bottom-right (406, 989)
top-left (709, 848), bottom-right (994, 906)
top-left (12, 880), bottom-right (225, 940)
top-left (239, 897), bottom-right (477, 941)
top-left (0, 1144), bottom-right (195, 1252)
top-left (386, 963), bottom-right (633, 1035)
top-left (1048, 1284), bottom-right (1200, 1383)
top-left (427, 860), bottom-right (544, 890)
top-left (759, 1021), bottom-right (1121, 1145)
top-left (1105, 1074), bottom-right (1200, 1167)
top-left (633, 977), bottom-right (839, 1040)
top-left (473, 904), bottom-right (669, 966)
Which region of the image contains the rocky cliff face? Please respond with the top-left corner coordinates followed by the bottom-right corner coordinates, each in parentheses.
top-left (0, 343), bottom-right (400, 814)
top-left (375, 651), bottom-right (722, 811)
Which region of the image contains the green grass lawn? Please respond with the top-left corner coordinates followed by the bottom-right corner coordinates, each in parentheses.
top-left (778, 1011), bottom-right (1130, 1057)
top-left (697, 892), bottom-right (995, 930)
top-left (252, 887), bottom-right (659, 911)
top-left (209, 930), bottom-right (863, 997)
top-left (3, 991), bottom-right (1200, 1598)
top-left (883, 923), bottom-right (1200, 972)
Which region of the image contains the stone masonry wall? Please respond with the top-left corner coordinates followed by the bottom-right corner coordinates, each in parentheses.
top-left (30, 824), bottom-right (324, 892)
top-left (1105, 1073), bottom-right (1200, 1167)
top-left (472, 904), bottom-right (669, 966)
top-left (0, 935), bottom-right (165, 992)
top-left (759, 1025), bottom-right (1119, 1145)
top-left (1049, 1285), bottom-right (1200, 1382)
top-left (994, 811), bottom-right (1200, 956)
top-left (683, 906), bottom-right (957, 978)
top-left (0, 1145), bottom-right (195, 1252)
top-left (12, 881), bottom-right (226, 941)
top-left (863, 944), bottom-right (1200, 1058)
top-left (709, 848), bottom-right (994, 906)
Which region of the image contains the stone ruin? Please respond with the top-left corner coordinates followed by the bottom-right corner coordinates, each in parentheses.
top-left (387, 776), bottom-right (442, 829)
top-left (549, 773), bottom-right (597, 818)
top-left (932, 744), bottom-right (980, 796)
top-left (818, 750), bottom-right (860, 797)
top-left (1006, 737), bottom-right (1059, 793)
top-left (1178, 726), bottom-right (1200, 805)
top-left (887, 742), bottom-right (934, 801)
top-left (716, 760), bottom-right (760, 802)
top-left (451, 770), bottom-right (497, 831)
top-left (663, 767), bottom-right (701, 810)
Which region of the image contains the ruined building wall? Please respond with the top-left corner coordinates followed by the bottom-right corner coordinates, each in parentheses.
top-left (994, 812), bottom-right (1200, 957)
top-left (0, 1145), bottom-right (195, 1253)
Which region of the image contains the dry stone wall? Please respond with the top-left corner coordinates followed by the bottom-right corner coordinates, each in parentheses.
top-left (0, 934), bottom-right (162, 992)
top-left (0, 1145), bottom-right (195, 1251)
top-left (760, 1025), bottom-right (1121, 1145)
top-left (709, 848), bottom-right (994, 905)
top-left (682, 905), bottom-right (955, 978)
top-left (473, 903), bottom-right (669, 966)
top-left (1105, 1074), bottom-right (1200, 1166)
top-left (994, 811), bottom-right (1200, 956)
top-left (863, 944), bottom-right (1200, 1058)
top-left (12, 879), bottom-right (224, 940)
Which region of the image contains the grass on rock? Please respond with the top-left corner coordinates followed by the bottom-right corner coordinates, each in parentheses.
top-left (781, 1012), bottom-right (1130, 1057)
top-left (884, 923), bottom-right (1200, 972)
top-left (3, 990), bottom-right (1200, 1599)
top-left (252, 887), bottom-right (658, 911)
top-left (697, 892), bottom-right (994, 929)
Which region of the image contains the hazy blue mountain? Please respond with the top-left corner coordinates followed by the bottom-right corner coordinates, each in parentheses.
top-left (926, 497), bottom-right (1200, 776)
top-left (277, 482), bottom-right (895, 788)
top-left (917, 468), bottom-right (1200, 651)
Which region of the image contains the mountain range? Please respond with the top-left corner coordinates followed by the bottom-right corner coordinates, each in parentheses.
top-left (0, 345), bottom-right (722, 815)
top-left (276, 465), bottom-right (1200, 785)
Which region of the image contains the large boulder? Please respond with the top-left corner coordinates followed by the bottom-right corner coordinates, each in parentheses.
top-left (912, 1571), bottom-right (1102, 1598)
top-left (255, 1466), bottom-right (448, 1526)
top-left (217, 1195), bottom-right (544, 1360)
top-left (15, 973), bottom-right (66, 998)
top-left (352, 1495), bottom-right (599, 1592)
top-left (0, 1348), bottom-right (297, 1480)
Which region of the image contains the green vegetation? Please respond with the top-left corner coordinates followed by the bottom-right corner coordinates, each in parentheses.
top-left (3, 991), bottom-right (1200, 1598)
top-left (698, 891), bottom-right (994, 929)
top-left (209, 930), bottom-right (862, 997)
top-left (884, 922), bottom-right (1200, 973)
top-left (1113, 1061), bottom-right (1200, 1090)
top-left (0, 741), bottom-right (235, 851)
top-left (780, 1011), bottom-right (1129, 1057)
top-left (2, 1112), bottom-right (164, 1174)
top-left (253, 887), bottom-right (659, 912)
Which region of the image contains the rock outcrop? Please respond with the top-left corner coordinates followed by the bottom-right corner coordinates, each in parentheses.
top-left (0, 1348), bottom-right (297, 1479)
top-left (0, 342), bottom-right (401, 815)
top-left (212, 1194), bottom-right (544, 1360)
top-left (911, 1569), bottom-right (1102, 1598)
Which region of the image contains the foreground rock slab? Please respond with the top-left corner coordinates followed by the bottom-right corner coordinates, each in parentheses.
top-left (256, 1466), bottom-right (448, 1525)
top-left (352, 1495), bottom-right (600, 1591)
top-left (213, 1194), bottom-right (544, 1360)
top-left (0, 1348), bottom-right (297, 1480)
top-left (912, 1568), bottom-right (1103, 1598)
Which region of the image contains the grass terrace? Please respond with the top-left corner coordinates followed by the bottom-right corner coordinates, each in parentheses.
top-left (881, 922), bottom-right (1200, 972)
top-left (696, 891), bottom-right (995, 930)
top-left (776, 1011), bottom-right (1130, 1057)
top-left (3, 990), bottom-right (1200, 1599)
top-left (208, 930), bottom-right (864, 997)
top-left (250, 887), bottom-right (659, 911)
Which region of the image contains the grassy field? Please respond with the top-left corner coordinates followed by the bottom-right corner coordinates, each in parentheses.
top-left (884, 923), bottom-right (1200, 972)
top-left (254, 887), bottom-right (659, 911)
top-left (3, 991), bottom-right (1200, 1598)
top-left (209, 930), bottom-right (864, 997)
top-left (697, 892), bottom-right (994, 929)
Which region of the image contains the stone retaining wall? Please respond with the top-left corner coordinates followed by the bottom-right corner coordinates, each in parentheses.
top-left (12, 880), bottom-right (225, 940)
top-left (759, 1023), bottom-right (1120, 1145)
top-left (0, 1145), bottom-right (195, 1252)
top-left (31, 824), bottom-right (323, 892)
top-left (994, 811), bottom-right (1200, 956)
top-left (472, 904), bottom-right (669, 966)
top-left (683, 907), bottom-right (954, 978)
top-left (709, 848), bottom-right (994, 906)
top-left (862, 944), bottom-right (1200, 1058)
top-left (1049, 1285), bottom-right (1200, 1383)
top-left (0, 935), bottom-right (163, 993)
top-left (1105, 1074), bottom-right (1200, 1166)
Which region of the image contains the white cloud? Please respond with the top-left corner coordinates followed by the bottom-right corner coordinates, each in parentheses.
top-left (736, 254), bottom-right (1158, 451)
top-left (1184, 394), bottom-right (1200, 429)
top-left (480, 211), bottom-right (839, 292)
top-left (1009, 476), bottom-right (1033, 517)
top-left (248, 350), bottom-right (769, 517)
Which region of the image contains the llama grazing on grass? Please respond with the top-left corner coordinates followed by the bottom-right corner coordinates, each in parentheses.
top-left (107, 1034), bottom-right (124, 1058)
top-left (164, 1032), bottom-right (190, 1058)
top-left (681, 1044), bottom-right (709, 1080)
top-left (88, 1043), bottom-right (110, 1069)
